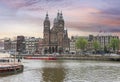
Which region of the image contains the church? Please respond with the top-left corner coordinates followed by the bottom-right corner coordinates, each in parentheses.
top-left (43, 11), bottom-right (70, 54)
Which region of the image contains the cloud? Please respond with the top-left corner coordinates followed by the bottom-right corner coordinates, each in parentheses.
top-left (110, 28), bottom-right (120, 32)
top-left (0, 17), bottom-right (43, 39)
top-left (65, 7), bottom-right (120, 33)
top-left (0, 0), bottom-right (120, 38)
top-left (0, 0), bottom-right (67, 10)
top-left (0, 0), bottom-right (40, 9)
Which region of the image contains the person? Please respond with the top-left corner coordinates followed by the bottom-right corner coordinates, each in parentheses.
top-left (18, 58), bottom-right (21, 62)
top-left (8, 59), bottom-right (9, 62)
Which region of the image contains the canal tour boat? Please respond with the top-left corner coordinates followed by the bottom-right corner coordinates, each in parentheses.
top-left (24, 55), bottom-right (57, 60)
top-left (24, 56), bottom-right (57, 60)
top-left (0, 64), bottom-right (24, 76)
top-left (0, 53), bottom-right (24, 76)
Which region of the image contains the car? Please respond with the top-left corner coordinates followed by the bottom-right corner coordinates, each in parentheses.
top-left (52, 53), bottom-right (59, 55)
top-left (110, 54), bottom-right (120, 57)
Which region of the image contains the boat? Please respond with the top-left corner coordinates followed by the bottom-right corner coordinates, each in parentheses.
top-left (24, 56), bottom-right (57, 60)
top-left (0, 64), bottom-right (24, 76)
top-left (0, 52), bottom-right (24, 76)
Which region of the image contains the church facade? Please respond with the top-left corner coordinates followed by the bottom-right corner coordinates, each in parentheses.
top-left (43, 11), bottom-right (70, 54)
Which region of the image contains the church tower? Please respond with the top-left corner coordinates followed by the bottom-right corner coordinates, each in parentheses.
top-left (59, 11), bottom-right (64, 31)
top-left (43, 12), bottom-right (50, 45)
top-left (57, 11), bottom-right (65, 47)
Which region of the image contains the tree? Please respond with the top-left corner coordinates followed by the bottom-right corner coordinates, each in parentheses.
top-left (93, 40), bottom-right (100, 53)
top-left (75, 37), bottom-right (88, 52)
top-left (110, 38), bottom-right (119, 53)
top-left (104, 46), bottom-right (108, 53)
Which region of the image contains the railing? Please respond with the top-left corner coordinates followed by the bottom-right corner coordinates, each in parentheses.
top-left (0, 62), bottom-right (22, 67)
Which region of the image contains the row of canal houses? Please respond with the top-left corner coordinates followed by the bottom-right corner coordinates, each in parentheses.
top-left (4, 36), bottom-right (43, 55)
top-left (70, 32), bottom-right (120, 54)
top-left (4, 32), bottom-right (120, 55)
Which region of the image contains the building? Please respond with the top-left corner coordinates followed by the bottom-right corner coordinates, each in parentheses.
top-left (69, 36), bottom-right (76, 54)
top-left (69, 36), bottom-right (89, 54)
top-left (10, 40), bottom-right (17, 54)
top-left (43, 11), bottom-right (70, 54)
top-left (4, 38), bottom-right (17, 54)
top-left (3, 36), bottom-right (45, 55)
top-left (4, 39), bottom-right (11, 52)
top-left (87, 35), bottom-right (94, 51)
top-left (38, 39), bottom-right (44, 55)
top-left (4, 36), bottom-right (43, 55)
top-left (94, 33), bottom-right (119, 52)
top-left (17, 36), bottom-right (25, 54)
top-left (25, 37), bottom-right (40, 54)
top-left (0, 40), bottom-right (4, 50)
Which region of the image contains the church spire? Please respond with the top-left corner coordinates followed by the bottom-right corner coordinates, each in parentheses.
top-left (60, 11), bottom-right (62, 15)
top-left (44, 11), bottom-right (50, 28)
top-left (60, 11), bottom-right (63, 19)
top-left (57, 10), bottom-right (60, 19)
top-left (46, 11), bottom-right (48, 16)
top-left (45, 12), bottom-right (49, 20)
top-left (57, 10), bottom-right (59, 16)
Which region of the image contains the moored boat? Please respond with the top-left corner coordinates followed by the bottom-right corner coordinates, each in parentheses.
top-left (0, 64), bottom-right (24, 76)
top-left (0, 52), bottom-right (24, 76)
top-left (24, 56), bottom-right (57, 60)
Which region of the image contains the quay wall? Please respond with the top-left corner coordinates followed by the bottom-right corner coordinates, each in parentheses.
top-left (14, 54), bottom-right (120, 61)
top-left (56, 55), bottom-right (120, 61)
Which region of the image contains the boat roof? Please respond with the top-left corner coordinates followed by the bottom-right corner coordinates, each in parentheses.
top-left (0, 63), bottom-right (22, 68)
top-left (0, 53), bottom-right (10, 58)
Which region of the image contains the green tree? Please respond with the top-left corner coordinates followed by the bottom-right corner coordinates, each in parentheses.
top-left (104, 46), bottom-right (108, 53)
top-left (110, 38), bottom-right (119, 53)
top-left (93, 40), bottom-right (100, 53)
top-left (75, 37), bottom-right (88, 52)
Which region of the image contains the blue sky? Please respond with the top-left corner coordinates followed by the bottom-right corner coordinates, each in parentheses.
top-left (0, 0), bottom-right (120, 38)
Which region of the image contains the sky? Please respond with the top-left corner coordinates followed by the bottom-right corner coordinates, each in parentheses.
top-left (0, 0), bottom-right (120, 39)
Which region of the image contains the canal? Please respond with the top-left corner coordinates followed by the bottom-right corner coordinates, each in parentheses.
top-left (0, 60), bottom-right (120, 82)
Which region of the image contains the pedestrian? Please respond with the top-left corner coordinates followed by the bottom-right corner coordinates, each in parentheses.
top-left (18, 59), bottom-right (21, 62)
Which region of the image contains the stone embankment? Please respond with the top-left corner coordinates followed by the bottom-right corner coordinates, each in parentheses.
top-left (14, 54), bottom-right (120, 61)
top-left (56, 55), bottom-right (120, 61)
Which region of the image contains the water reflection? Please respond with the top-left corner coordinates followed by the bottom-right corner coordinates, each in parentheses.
top-left (41, 61), bottom-right (66, 82)
top-left (42, 67), bottom-right (66, 82)
top-left (0, 60), bottom-right (120, 82)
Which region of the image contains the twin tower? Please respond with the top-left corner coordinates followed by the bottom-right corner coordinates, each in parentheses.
top-left (43, 11), bottom-right (70, 54)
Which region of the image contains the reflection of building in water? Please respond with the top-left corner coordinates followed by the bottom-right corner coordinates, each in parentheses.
top-left (42, 67), bottom-right (66, 82)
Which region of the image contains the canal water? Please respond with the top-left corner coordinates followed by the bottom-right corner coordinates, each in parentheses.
top-left (0, 60), bottom-right (120, 82)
